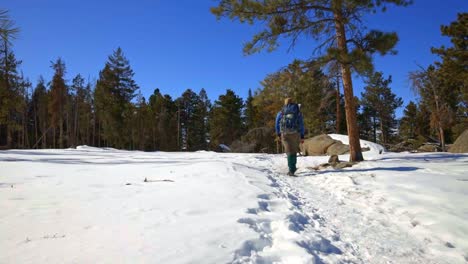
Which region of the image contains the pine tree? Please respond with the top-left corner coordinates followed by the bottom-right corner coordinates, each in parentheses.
top-left (149, 88), bottom-right (164, 150)
top-left (253, 72), bottom-right (287, 129)
top-left (399, 101), bottom-right (418, 140)
top-left (211, 0), bottom-right (412, 161)
top-left (48, 58), bottom-right (68, 148)
top-left (69, 74), bottom-right (82, 146)
top-left (431, 13), bottom-right (468, 139)
top-left (410, 65), bottom-right (456, 151)
top-left (30, 76), bottom-right (49, 148)
top-left (210, 89), bottom-right (244, 149)
top-left (358, 103), bottom-right (374, 141)
top-left (253, 60), bottom-right (333, 136)
top-left (361, 72), bottom-right (402, 144)
top-left (328, 62), bottom-right (345, 134)
top-left (244, 89), bottom-right (257, 131)
top-left (175, 88), bottom-right (211, 151)
top-left (0, 10), bottom-right (21, 148)
top-left (415, 103), bottom-right (431, 141)
top-left (0, 10), bottom-right (19, 37)
top-left (177, 89), bottom-right (200, 150)
top-left (148, 89), bottom-right (179, 151)
top-left (17, 74), bottom-right (31, 148)
top-left (70, 75), bottom-right (93, 146)
top-left (0, 53), bottom-right (28, 148)
top-left (132, 91), bottom-right (150, 150)
top-left (191, 88), bottom-right (211, 150)
top-left (94, 47), bottom-right (139, 149)
top-left (160, 94), bottom-right (178, 151)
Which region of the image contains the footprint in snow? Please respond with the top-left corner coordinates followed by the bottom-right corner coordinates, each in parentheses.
top-left (445, 242), bottom-right (455, 248)
top-left (234, 218), bottom-right (274, 262)
top-left (238, 218), bottom-right (272, 234)
top-left (287, 212), bottom-right (311, 233)
top-left (257, 194), bottom-right (271, 200)
top-left (297, 236), bottom-right (343, 255)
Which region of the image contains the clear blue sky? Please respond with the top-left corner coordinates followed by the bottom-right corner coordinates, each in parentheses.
top-left (4, 0), bottom-right (467, 116)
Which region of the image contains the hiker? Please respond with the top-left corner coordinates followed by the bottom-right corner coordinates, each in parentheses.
top-left (275, 98), bottom-right (305, 176)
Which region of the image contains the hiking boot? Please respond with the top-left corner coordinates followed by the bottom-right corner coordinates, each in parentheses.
top-left (287, 171), bottom-right (295, 176)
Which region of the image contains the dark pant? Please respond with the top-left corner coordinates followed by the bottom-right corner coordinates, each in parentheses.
top-left (287, 153), bottom-right (297, 173)
top-left (282, 133), bottom-right (300, 173)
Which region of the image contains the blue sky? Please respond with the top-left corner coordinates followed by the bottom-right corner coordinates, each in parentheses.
top-left (3, 0), bottom-right (467, 116)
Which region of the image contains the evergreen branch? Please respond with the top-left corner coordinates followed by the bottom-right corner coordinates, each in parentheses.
top-left (245, 17), bottom-right (335, 54)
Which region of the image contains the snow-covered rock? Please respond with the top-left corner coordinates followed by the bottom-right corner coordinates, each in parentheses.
top-left (329, 133), bottom-right (385, 154)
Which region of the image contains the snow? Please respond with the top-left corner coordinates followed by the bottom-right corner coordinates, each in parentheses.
top-left (1, 142), bottom-right (468, 263)
top-left (329, 133), bottom-right (386, 155)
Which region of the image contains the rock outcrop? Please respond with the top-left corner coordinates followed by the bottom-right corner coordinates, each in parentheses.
top-left (301, 134), bottom-right (351, 156)
top-left (449, 129), bottom-right (468, 153)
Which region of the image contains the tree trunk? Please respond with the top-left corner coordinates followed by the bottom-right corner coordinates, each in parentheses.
top-left (6, 122), bottom-right (12, 148)
top-left (34, 104), bottom-right (38, 148)
top-left (4, 41), bottom-right (12, 149)
top-left (380, 119), bottom-right (386, 144)
top-left (439, 127), bottom-right (445, 152)
top-left (53, 128), bottom-right (56, 148)
top-left (98, 122), bottom-right (101, 148)
top-left (433, 94), bottom-right (445, 152)
top-left (92, 114), bottom-right (96, 146)
top-left (74, 101), bottom-right (79, 146)
top-left (86, 113), bottom-right (90, 146)
top-left (42, 121), bottom-right (46, 148)
top-left (333, 6), bottom-right (363, 162)
top-left (59, 116), bottom-right (64, 148)
top-left (152, 126), bottom-right (156, 150)
top-left (24, 110), bottom-right (30, 148)
top-left (335, 75), bottom-right (341, 134)
top-left (373, 116), bottom-right (377, 143)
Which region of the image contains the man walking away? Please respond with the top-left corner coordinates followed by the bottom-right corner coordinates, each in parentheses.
top-left (275, 98), bottom-right (305, 176)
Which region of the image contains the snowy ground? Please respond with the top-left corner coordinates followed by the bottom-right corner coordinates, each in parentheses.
top-left (1, 138), bottom-right (468, 263)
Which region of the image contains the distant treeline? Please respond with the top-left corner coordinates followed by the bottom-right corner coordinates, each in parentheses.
top-left (0, 11), bottom-right (466, 151)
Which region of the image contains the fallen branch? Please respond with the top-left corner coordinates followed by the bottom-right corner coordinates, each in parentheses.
top-left (308, 155), bottom-right (357, 171)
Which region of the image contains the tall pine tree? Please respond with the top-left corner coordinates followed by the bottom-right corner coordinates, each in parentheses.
top-left (410, 65), bottom-right (456, 151)
top-left (244, 89), bottom-right (257, 131)
top-left (30, 76), bottom-right (49, 148)
top-left (48, 58), bottom-right (68, 148)
top-left (210, 89), bottom-right (244, 149)
top-left (191, 88), bottom-right (211, 150)
top-left (212, 0), bottom-right (412, 161)
top-left (360, 72), bottom-right (402, 144)
top-left (94, 47), bottom-right (139, 149)
top-left (0, 10), bottom-right (21, 148)
top-left (177, 89), bottom-right (199, 150)
top-left (399, 101), bottom-right (418, 140)
top-left (431, 13), bottom-right (468, 139)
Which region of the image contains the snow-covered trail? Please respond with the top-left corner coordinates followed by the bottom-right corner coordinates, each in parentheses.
top-left (263, 152), bottom-right (468, 264)
top-left (232, 154), bottom-right (454, 264)
top-left (1, 148), bottom-right (467, 263)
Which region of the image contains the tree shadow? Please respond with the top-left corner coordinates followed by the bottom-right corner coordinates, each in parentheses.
top-left (340, 166), bottom-right (420, 173)
top-left (379, 153), bottom-right (468, 162)
top-left (0, 150), bottom-right (67, 156)
top-left (0, 149), bottom-right (219, 166)
top-left (298, 166), bottom-right (420, 177)
top-left (0, 157), bottom-right (194, 166)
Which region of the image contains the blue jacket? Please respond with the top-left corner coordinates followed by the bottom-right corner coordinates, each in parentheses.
top-left (275, 105), bottom-right (305, 139)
